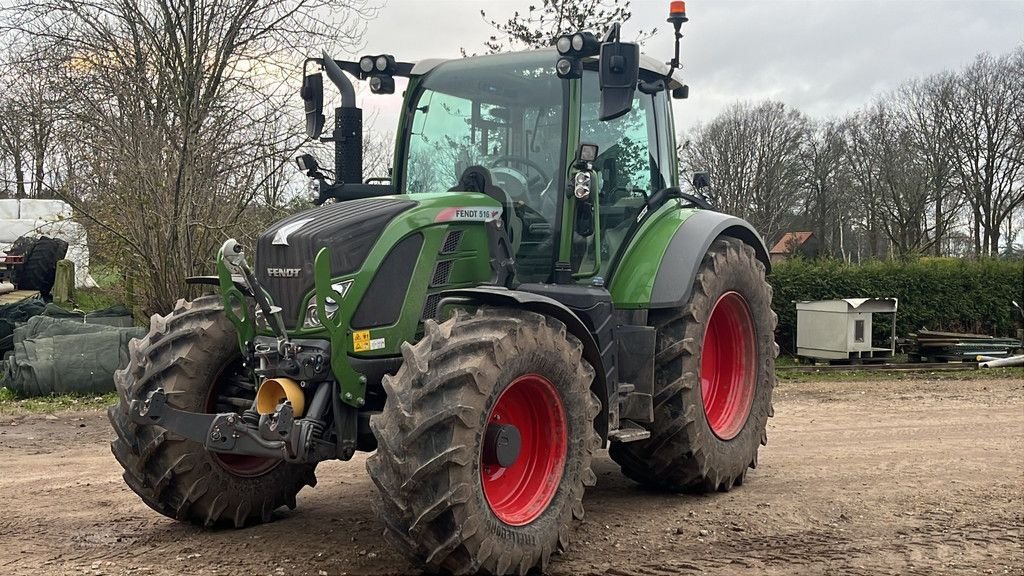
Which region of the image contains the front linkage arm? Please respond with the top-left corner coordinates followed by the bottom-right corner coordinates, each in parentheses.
top-left (128, 387), bottom-right (337, 464)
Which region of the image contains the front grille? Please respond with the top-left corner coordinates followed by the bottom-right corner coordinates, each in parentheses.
top-left (351, 233), bottom-right (424, 329)
top-left (255, 197), bottom-right (415, 328)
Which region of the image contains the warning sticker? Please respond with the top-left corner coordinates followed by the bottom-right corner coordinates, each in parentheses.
top-left (435, 206), bottom-right (503, 222)
top-left (353, 330), bottom-right (371, 352)
top-left (353, 330), bottom-right (386, 352)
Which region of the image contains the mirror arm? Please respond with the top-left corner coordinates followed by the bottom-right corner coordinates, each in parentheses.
top-left (603, 22), bottom-right (621, 43)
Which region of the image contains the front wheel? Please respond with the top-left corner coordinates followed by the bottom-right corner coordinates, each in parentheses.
top-left (367, 308), bottom-right (600, 575)
top-left (108, 296), bottom-right (317, 527)
top-left (610, 237), bottom-right (777, 491)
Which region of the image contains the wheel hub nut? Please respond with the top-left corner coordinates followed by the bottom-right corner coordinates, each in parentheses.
top-left (482, 423), bottom-right (522, 468)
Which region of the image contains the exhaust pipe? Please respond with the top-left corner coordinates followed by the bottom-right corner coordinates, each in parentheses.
top-left (255, 377), bottom-right (306, 418)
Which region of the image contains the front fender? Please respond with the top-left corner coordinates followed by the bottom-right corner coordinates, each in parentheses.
top-left (609, 207), bottom-right (770, 309)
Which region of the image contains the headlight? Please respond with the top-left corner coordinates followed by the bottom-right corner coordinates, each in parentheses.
top-left (304, 297), bottom-right (339, 328)
top-left (302, 280), bottom-right (353, 328)
top-left (359, 56), bottom-right (374, 73)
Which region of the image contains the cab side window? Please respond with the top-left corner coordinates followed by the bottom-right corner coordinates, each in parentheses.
top-left (579, 72), bottom-right (662, 269)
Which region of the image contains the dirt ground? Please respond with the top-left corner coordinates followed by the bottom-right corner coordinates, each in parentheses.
top-left (1, 376), bottom-right (1021, 576)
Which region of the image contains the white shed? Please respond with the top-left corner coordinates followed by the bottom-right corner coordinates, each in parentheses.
top-left (796, 298), bottom-right (898, 361)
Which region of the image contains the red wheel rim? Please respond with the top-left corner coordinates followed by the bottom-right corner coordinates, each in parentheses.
top-left (701, 291), bottom-right (757, 440)
top-left (481, 374), bottom-right (567, 526)
top-left (206, 359), bottom-right (278, 478)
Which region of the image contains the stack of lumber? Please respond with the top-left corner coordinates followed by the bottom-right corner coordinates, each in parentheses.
top-left (910, 330), bottom-right (1023, 362)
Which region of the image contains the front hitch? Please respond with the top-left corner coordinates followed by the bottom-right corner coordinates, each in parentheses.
top-left (129, 388), bottom-right (335, 463)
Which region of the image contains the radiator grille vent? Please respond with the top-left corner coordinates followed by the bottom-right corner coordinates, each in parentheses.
top-left (441, 230), bottom-right (463, 254)
top-left (431, 260), bottom-right (454, 287)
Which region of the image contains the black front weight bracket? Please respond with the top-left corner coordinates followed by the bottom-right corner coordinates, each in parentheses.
top-left (129, 388), bottom-right (320, 463)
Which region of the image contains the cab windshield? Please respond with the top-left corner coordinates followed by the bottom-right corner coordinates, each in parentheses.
top-left (401, 52), bottom-right (567, 281)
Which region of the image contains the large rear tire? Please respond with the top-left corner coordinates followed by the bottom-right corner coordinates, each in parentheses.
top-left (108, 296), bottom-right (317, 527)
top-left (609, 237), bottom-right (777, 491)
top-left (367, 308), bottom-right (600, 575)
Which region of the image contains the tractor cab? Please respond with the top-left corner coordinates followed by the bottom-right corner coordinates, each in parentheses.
top-left (393, 50), bottom-right (685, 285)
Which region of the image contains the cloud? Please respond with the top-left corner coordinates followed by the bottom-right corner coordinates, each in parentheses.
top-left (349, 0), bottom-right (1022, 133)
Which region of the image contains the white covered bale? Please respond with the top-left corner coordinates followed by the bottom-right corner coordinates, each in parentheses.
top-left (19, 199), bottom-right (73, 220)
top-left (0, 200), bottom-right (20, 220)
top-left (0, 219), bottom-right (47, 244)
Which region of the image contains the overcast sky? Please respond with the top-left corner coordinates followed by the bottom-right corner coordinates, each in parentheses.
top-left (349, 0), bottom-right (1023, 135)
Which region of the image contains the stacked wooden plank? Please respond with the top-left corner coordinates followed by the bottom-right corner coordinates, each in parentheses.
top-left (909, 330), bottom-right (1023, 362)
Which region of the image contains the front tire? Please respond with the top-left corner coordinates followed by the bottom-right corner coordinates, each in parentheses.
top-left (610, 237), bottom-right (777, 491)
top-left (108, 296), bottom-right (317, 527)
top-left (367, 308), bottom-right (600, 575)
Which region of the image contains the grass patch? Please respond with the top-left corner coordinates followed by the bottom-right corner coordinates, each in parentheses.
top-left (0, 386), bottom-right (117, 415)
top-left (71, 287), bottom-right (123, 313)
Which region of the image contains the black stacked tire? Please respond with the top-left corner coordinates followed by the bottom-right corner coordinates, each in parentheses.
top-left (108, 296), bottom-right (317, 527)
top-left (609, 237), bottom-right (777, 492)
top-left (367, 308), bottom-right (601, 576)
top-left (15, 236), bottom-right (68, 297)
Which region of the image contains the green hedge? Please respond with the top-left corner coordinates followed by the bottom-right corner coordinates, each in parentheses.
top-left (768, 258), bottom-right (1024, 353)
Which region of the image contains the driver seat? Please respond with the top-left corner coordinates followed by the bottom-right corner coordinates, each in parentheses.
top-left (450, 166), bottom-right (524, 253)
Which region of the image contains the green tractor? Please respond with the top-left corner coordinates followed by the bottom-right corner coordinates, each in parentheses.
top-left (110, 4), bottom-right (777, 574)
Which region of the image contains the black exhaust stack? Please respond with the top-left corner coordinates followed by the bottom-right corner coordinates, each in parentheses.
top-left (322, 52), bottom-right (362, 186)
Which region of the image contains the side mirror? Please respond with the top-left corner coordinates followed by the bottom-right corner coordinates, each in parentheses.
top-left (301, 72), bottom-right (325, 139)
top-left (692, 171), bottom-right (711, 190)
top-left (598, 40), bottom-right (640, 121)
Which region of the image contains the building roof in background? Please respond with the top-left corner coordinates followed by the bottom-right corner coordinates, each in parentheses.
top-left (770, 231), bottom-right (816, 254)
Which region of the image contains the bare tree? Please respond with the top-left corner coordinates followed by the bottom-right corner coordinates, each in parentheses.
top-left (897, 74), bottom-right (964, 256)
top-left (798, 120), bottom-right (849, 258)
top-left (1, 0), bottom-right (374, 314)
top-left (476, 0), bottom-right (653, 54)
top-left (845, 101), bottom-right (940, 258)
top-left (939, 50), bottom-right (1024, 256)
top-left (683, 100), bottom-right (808, 242)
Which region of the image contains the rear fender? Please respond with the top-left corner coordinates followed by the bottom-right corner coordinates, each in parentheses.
top-left (436, 286), bottom-right (611, 442)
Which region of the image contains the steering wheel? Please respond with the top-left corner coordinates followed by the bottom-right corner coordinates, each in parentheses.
top-left (489, 155), bottom-right (551, 186)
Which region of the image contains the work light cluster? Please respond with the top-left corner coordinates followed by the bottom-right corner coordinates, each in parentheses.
top-left (554, 31), bottom-right (599, 79)
top-left (358, 54), bottom-right (397, 94)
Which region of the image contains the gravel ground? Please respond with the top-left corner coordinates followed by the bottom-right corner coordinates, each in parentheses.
top-left (1, 375), bottom-right (1021, 575)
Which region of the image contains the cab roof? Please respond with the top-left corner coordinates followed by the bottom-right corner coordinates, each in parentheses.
top-left (409, 49), bottom-right (686, 90)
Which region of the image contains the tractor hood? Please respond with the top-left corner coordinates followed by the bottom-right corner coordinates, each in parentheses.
top-left (255, 197), bottom-right (416, 328)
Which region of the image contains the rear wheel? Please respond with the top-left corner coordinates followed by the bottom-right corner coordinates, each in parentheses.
top-left (610, 237), bottom-right (777, 491)
top-left (367, 308), bottom-right (600, 575)
top-left (108, 296), bottom-right (316, 527)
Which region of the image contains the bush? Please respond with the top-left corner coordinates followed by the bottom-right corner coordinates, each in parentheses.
top-left (769, 258), bottom-right (1024, 353)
